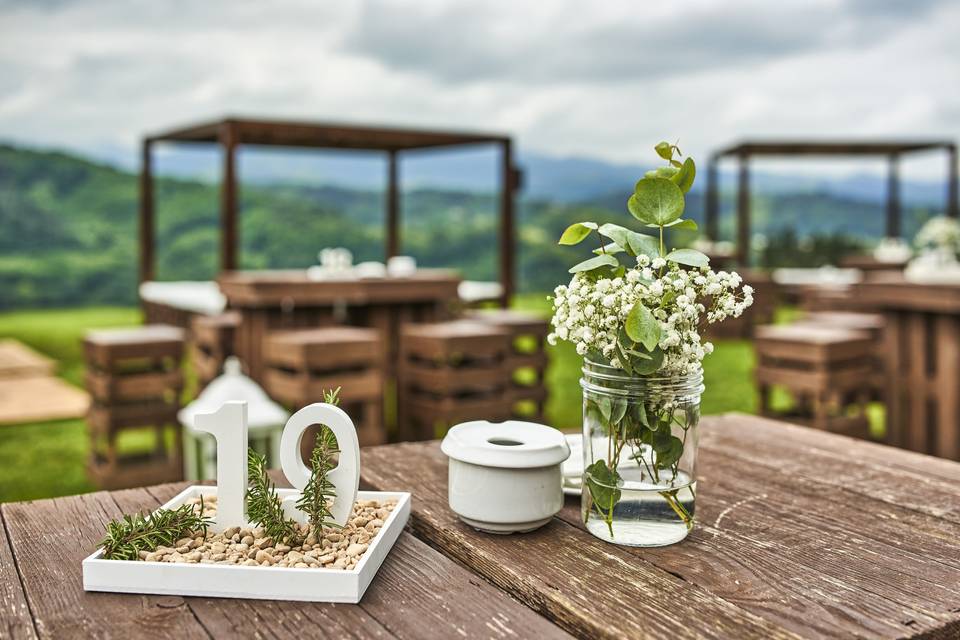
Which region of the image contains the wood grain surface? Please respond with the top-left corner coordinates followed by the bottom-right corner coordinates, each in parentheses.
top-left (359, 413), bottom-right (960, 639)
top-left (4, 413), bottom-right (960, 639)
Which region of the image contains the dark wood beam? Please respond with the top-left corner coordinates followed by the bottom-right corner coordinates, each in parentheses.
top-left (736, 153), bottom-right (750, 266)
top-left (138, 139), bottom-right (154, 284)
top-left (220, 122), bottom-right (239, 272)
top-left (948, 145), bottom-right (958, 218)
top-left (705, 156), bottom-right (719, 241)
top-left (386, 150), bottom-right (400, 259)
top-left (886, 153), bottom-right (901, 238)
top-left (499, 140), bottom-right (516, 307)
top-left (147, 117), bottom-right (509, 150)
top-left (715, 140), bottom-right (954, 157)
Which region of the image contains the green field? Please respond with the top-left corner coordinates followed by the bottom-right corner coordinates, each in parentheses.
top-left (0, 300), bottom-right (759, 503)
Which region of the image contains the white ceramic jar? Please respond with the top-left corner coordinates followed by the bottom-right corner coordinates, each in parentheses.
top-left (441, 420), bottom-right (571, 534)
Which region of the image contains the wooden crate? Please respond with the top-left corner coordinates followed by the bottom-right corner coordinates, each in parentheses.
top-left (754, 324), bottom-right (874, 436)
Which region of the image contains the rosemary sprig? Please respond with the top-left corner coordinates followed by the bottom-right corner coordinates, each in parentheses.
top-left (99, 499), bottom-right (211, 560)
top-left (296, 387), bottom-right (342, 530)
top-left (246, 448), bottom-right (298, 542)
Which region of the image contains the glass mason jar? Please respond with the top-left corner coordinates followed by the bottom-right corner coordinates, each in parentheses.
top-left (580, 359), bottom-right (703, 546)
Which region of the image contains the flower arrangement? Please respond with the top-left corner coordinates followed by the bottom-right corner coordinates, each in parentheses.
top-left (914, 216), bottom-right (960, 257)
top-left (548, 141), bottom-right (754, 545)
top-left (547, 141), bottom-right (753, 378)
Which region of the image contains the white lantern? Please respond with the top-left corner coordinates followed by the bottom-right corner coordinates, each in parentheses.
top-left (178, 357), bottom-right (289, 480)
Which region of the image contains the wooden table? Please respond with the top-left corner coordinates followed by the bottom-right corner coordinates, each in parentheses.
top-left (856, 276), bottom-right (960, 459)
top-left (3, 414), bottom-right (959, 639)
top-left (217, 269), bottom-right (461, 385)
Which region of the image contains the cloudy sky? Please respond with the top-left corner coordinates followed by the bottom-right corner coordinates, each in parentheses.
top-left (0, 0), bottom-right (958, 173)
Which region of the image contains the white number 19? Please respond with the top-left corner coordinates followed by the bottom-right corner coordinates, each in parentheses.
top-left (193, 401), bottom-right (360, 531)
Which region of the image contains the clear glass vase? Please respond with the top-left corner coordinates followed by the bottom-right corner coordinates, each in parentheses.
top-left (580, 359), bottom-right (703, 546)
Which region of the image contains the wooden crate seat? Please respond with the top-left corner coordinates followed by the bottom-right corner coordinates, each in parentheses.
top-left (263, 327), bottom-right (385, 448)
top-left (83, 324), bottom-right (185, 490)
top-left (754, 325), bottom-right (873, 365)
top-left (462, 311), bottom-right (550, 421)
top-left (84, 325), bottom-right (185, 371)
top-left (399, 321), bottom-right (510, 364)
top-left (264, 327), bottom-right (381, 372)
top-left (754, 323), bottom-right (874, 438)
top-left (398, 321), bottom-right (513, 439)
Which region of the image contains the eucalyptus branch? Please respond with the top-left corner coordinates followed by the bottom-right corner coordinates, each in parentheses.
top-left (99, 500), bottom-right (211, 560)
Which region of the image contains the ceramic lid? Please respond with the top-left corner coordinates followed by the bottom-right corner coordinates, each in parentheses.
top-left (178, 357), bottom-right (289, 431)
top-left (441, 420), bottom-right (571, 469)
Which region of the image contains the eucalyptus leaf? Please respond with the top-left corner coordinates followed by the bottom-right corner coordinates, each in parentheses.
top-left (654, 141), bottom-right (674, 161)
top-left (597, 395), bottom-right (612, 422)
top-left (585, 460), bottom-right (622, 514)
top-left (644, 166), bottom-right (679, 180)
top-left (629, 178), bottom-right (685, 226)
top-left (631, 346), bottom-right (664, 375)
top-left (637, 403), bottom-right (649, 429)
top-left (558, 222), bottom-right (596, 245)
top-left (598, 223), bottom-right (634, 253)
top-left (593, 241), bottom-right (624, 255)
top-left (668, 219), bottom-right (698, 231)
top-left (569, 253), bottom-right (619, 274)
top-left (665, 248), bottom-right (709, 268)
top-left (614, 340), bottom-right (634, 375)
top-left (653, 432), bottom-right (684, 468)
top-left (627, 232), bottom-right (660, 259)
top-left (671, 157), bottom-right (696, 193)
top-left (610, 397), bottom-right (628, 424)
top-left (625, 303), bottom-right (660, 351)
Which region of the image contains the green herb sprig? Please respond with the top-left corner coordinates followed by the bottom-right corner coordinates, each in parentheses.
top-left (296, 387), bottom-right (343, 531)
top-left (99, 500), bottom-right (211, 560)
top-left (246, 448), bottom-right (299, 542)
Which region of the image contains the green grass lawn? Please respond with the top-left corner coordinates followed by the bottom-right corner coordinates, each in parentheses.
top-left (0, 301), bottom-right (761, 503)
top-left (0, 307), bottom-right (141, 502)
top-left (513, 294), bottom-right (756, 430)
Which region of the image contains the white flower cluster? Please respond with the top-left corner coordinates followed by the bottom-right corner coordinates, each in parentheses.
top-left (547, 257), bottom-right (754, 376)
top-left (915, 216), bottom-right (960, 255)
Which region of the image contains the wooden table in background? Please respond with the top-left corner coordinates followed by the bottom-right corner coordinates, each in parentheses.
top-left (856, 276), bottom-right (960, 459)
top-left (217, 269), bottom-right (461, 385)
top-left (3, 414), bottom-right (959, 639)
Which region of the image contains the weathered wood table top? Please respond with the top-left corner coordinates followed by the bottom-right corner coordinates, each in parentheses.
top-left (3, 413), bottom-right (960, 639)
top-left (217, 269), bottom-right (462, 308)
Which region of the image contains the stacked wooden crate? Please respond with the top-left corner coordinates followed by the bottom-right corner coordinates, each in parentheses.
top-left (399, 320), bottom-right (511, 440)
top-left (754, 324), bottom-right (873, 438)
top-left (263, 327), bottom-right (385, 449)
top-left (83, 325), bottom-right (185, 489)
top-left (191, 311), bottom-right (240, 388)
top-left (465, 309), bottom-right (549, 422)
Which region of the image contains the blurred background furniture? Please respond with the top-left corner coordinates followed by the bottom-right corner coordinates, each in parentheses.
top-left (466, 309), bottom-right (550, 421)
top-left (263, 327), bottom-right (385, 449)
top-left (792, 311), bottom-right (886, 398)
top-left (83, 325), bottom-right (185, 489)
top-left (754, 324), bottom-right (873, 438)
top-left (139, 280), bottom-right (226, 329)
top-left (190, 311), bottom-right (240, 389)
top-left (856, 276), bottom-right (960, 459)
top-left (399, 320), bottom-right (512, 440)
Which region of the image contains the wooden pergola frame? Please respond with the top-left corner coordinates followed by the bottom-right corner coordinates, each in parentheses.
top-left (703, 139), bottom-right (959, 264)
top-left (139, 117), bottom-right (521, 305)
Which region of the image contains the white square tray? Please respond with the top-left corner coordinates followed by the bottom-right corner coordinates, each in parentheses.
top-left (83, 485), bottom-right (411, 603)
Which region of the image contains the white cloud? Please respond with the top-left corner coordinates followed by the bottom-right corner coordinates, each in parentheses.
top-left (0, 0), bottom-right (957, 176)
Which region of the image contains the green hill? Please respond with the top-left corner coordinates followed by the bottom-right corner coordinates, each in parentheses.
top-left (0, 143), bottom-right (939, 309)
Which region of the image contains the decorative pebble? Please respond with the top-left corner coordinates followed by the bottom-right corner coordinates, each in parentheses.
top-left (137, 499), bottom-right (395, 570)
